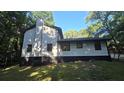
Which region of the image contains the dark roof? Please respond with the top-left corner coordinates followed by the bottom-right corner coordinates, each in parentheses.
top-left (57, 38), bottom-right (110, 43)
top-left (48, 25), bottom-right (63, 39)
top-left (25, 25), bottom-right (36, 31)
top-left (25, 25), bottom-right (63, 39)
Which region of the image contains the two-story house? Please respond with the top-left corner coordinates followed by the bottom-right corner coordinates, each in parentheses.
top-left (21, 19), bottom-right (111, 65)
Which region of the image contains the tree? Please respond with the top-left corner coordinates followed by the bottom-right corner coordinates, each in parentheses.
top-left (64, 30), bottom-right (79, 38)
top-left (32, 11), bottom-right (54, 26)
top-left (0, 11), bottom-right (55, 66)
top-left (78, 29), bottom-right (90, 37)
top-left (86, 11), bottom-right (124, 60)
top-left (0, 11), bottom-right (34, 66)
top-left (64, 29), bottom-right (92, 38)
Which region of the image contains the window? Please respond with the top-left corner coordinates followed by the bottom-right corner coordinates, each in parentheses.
top-left (77, 42), bottom-right (83, 48)
top-left (27, 44), bottom-right (32, 52)
top-left (94, 41), bottom-right (101, 50)
top-left (47, 44), bottom-right (52, 52)
top-left (43, 27), bottom-right (48, 30)
top-left (61, 43), bottom-right (70, 51)
top-left (43, 27), bottom-right (45, 30)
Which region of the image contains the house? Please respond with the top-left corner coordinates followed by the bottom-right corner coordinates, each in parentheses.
top-left (21, 19), bottom-right (111, 65)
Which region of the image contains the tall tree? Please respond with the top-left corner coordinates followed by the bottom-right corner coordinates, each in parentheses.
top-left (86, 11), bottom-right (124, 60)
top-left (86, 22), bottom-right (103, 37)
top-left (32, 11), bottom-right (54, 26)
top-left (64, 29), bottom-right (92, 38)
top-left (0, 11), bottom-right (55, 66)
top-left (78, 29), bottom-right (90, 37)
top-left (0, 11), bottom-right (34, 65)
top-left (64, 30), bottom-right (79, 38)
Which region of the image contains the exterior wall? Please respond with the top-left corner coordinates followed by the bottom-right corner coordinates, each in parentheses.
top-left (21, 24), bottom-right (60, 58)
top-left (58, 41), bottom-right (109, 57)
top-left (21, 19), bottom-right (110, 63)
top-left (21, 28), bottom-right (36, 57)
top-left (32, 20), bottom-right (43, 57)
top-left (22, 27), bottom-right (109, 58)
top-left (41, 25), bottom-right (59, 57)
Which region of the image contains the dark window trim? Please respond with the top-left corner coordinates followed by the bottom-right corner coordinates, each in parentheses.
top-left (47, 43), bottom-right (52, 52)
top-left (94, 41), bottom-right (101, 50)
top-left (61, 43), bottom-right (70, 51)
top-left (27, 44), bottom-right (32, 52)
top-left (76, 42), bottom-right (83, 48)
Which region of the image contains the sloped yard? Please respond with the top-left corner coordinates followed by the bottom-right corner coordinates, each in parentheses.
top-left (0, 61), bottom-right (124, 81)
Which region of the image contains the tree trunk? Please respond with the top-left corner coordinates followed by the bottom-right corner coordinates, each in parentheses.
top-left (113, 49), bottom-right (116, 59)
top-left (16, 27), bottom-right (25, 64)
top-left (105, 23), bottom-right (120, 60)
top-left (0, 33), bottom-right (6, 45)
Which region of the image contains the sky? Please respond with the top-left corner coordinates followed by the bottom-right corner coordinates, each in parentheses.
top-left (53, 11), bottom-right (89, 32)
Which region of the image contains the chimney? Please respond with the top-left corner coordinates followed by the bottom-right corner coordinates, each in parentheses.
top-left (33, 19), bottom-right (44, 56)
top-left (36, 19), bottom-right (44, 27)
top-left (36, 19), bottom-right (44, 33)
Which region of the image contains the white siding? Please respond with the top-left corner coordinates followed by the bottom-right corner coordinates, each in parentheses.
top-left (41, 26), bottom-right (59, 57)
top-left (58, 42), bottom-right (108, 56)
top-left (21, 25), bottom-right (60, 58)
top-left (21, 19), bottom-right (109, 58)
top-left (21, 28), bottom-right (36, 57)
top-left (32, 24), bottom-right (42, 57)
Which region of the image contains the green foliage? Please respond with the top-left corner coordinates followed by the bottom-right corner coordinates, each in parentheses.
top-left (32, 11), bottom-right (54, 26)
top-left (64, 29), bottom-right (91, 38)
top-left (0, 11), bottom-right (34, 65)
top-left (78, 29), bottom-right (90, 37)
top-left (86, 11), bottom-right (124, 59)
top-left (64, 30), bottom-right (78, 38)
top-left (86, 11), bottom-right (124, 38)
top-left (86, 22), bottom-right (103, 37)
top-left (0, 11), bottom-right (55, 66)
top-left (0, 12), bottom-right (32, 52)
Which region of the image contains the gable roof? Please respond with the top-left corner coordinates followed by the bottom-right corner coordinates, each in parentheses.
top-left (25, 24), bottom-right (63, 39)
top-left (25, 25), bottom-right (36, 31)
top-left (57, 38), bottom-right (110, 43)
top-left (47, 25), bottom-right (63, 39)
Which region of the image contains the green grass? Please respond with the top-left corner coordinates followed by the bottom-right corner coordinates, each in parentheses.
top-left (0, 60), bottom-right (124, 81)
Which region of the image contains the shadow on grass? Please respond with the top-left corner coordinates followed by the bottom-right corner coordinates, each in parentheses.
top-left (0, 64), bottom-right (63, 81)
top-left (0, 60), bottom-right (124, 81)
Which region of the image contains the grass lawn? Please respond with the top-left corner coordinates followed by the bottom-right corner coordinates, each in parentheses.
top-left (0, 60), bottom-right (124, 81)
